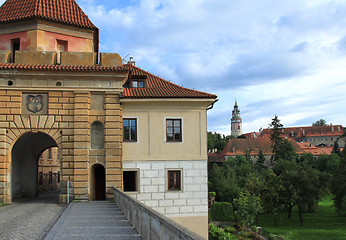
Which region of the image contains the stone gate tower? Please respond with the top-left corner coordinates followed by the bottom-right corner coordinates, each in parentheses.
top-left (0, 0), bottom-right (126, 204)
top-left (231, 100), bottom-right (242, 137)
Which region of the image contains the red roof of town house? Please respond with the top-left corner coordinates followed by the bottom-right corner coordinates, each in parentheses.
top-left (297, 142), bottom-right (343, 156)
top-left (258, 125), bottom-right (344, 139)
top-left (221, 138), bottom-right (304, 157)
top-left (207, 152), bottom-right (224, 163)
top-left (0, 63), bottom-right (217, 99)
top-left (0, 0), bottom-right (97, 29)
top-left (121, 64), bottom-right (217, 99)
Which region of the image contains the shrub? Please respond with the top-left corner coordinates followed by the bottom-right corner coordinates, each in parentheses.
top-left (209, 223), bottom-right (237, 240)
top-left (211, 202), bottom-right (234, 221)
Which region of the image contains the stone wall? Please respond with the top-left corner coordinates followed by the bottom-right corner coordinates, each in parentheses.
top-left (0, 89), bottom-right (123, 204)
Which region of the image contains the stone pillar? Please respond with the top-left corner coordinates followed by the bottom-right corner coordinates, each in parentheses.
top-left (73, 91), bottom-right (90, 200)
top-left (58, 91), bottom-right (75, 203)
top-left (104, 93), bottom-right (122, 199)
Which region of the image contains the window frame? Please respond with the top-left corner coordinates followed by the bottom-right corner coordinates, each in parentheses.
top-left (165, 118), bottom-right (183, 142)
top-left (167, 169), bottom-right (183, 192)
top-left (123, 118), bottom-right (138, 142)
top-left (131, 79), bottom-right (145, 88)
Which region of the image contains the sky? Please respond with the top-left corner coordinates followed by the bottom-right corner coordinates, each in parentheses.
top-left (2, 0), bottom-right (346, 135)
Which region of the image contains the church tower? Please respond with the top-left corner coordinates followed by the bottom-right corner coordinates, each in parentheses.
top-left (231, 100), bottom-right (242, 137)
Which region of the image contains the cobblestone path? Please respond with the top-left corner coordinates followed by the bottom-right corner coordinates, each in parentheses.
top-left (0, 192), bottom-right (64, 240)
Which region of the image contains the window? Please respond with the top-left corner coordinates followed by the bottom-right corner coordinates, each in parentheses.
top-left (166, 119), bottom-right (182, 142)
top-left (167, 170), bottom-right (181, 191)
top-left (91, 121), bottom-right (105, 149)
top-left (123, 118), bottom-right (137, 141)
top-left (132, 79), bottom-right (145, 88)
top-left (11, 38), bottom-right (20, 63)
top-left (48, 148), bottom-right (52, 160)
top-left (123, 170), bottom-right (139, 192)
top-left (56, 40), bottom-right (68, 64)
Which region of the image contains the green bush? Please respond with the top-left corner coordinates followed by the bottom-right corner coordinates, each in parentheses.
top-left (211, 202), bottom-right (234, 221)
top-left (225, 226), bottom-right (237, 233)
top-left (209, 223), bottom-right (237, 240)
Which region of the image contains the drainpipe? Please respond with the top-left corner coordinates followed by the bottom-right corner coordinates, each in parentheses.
top-left (67, 181), bottom-right (70, 204)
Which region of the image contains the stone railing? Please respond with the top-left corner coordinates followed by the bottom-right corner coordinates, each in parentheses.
top-left (113, 187), bottom-right (205, 240)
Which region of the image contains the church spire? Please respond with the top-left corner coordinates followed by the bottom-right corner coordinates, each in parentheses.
top-left (231, 99), bottom-right (242, 137)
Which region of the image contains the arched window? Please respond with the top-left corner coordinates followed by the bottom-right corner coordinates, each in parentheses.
top-left (91, 121), bottom-right (104, 149)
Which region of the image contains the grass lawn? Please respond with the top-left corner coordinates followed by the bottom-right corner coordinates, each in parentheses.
top-left (257, 197), bottom-right (346, 240)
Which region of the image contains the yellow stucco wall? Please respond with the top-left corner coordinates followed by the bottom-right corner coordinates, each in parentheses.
top-left (122, 100), bottom-right (212, 162)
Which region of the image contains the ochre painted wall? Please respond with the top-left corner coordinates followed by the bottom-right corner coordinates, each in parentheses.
top-left (122, 101), bottom-right (210, 162)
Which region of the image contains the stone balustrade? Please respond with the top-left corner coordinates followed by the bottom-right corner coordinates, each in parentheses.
top-left (113, 187), bottom-right (205, 240)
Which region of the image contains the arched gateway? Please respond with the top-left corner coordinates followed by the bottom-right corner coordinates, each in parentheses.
top-left (11, 132), bottom-right (58, 198)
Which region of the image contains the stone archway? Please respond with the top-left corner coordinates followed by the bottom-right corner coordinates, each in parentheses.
top-left (11, 132), bottom-right (58, 199)
top-left (90, 164), bottom-right (106, 200)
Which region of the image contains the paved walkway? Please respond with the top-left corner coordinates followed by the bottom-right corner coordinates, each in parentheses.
top-left (45, 201), bottom-right (142, 240)
top-left (0, 192), bottom-right (64, 240)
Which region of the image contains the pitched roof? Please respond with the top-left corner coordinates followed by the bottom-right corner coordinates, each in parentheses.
top-left (0, 63), bottom-right (124, 72)
top-left (0, 63), bottom-right (217, 99)
top-left (0, 0), bottom-right (97, 29)
top-left (258, 125), bottom-right (344, 139)
top-left (221, 138), bottom-right (304, 156)
top-left (121, 64), bottom-right (217, 99)
top-left (297, 143), bottom-right (342, 156)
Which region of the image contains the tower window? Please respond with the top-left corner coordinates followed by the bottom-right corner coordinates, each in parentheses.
top-left (11, 38), bottom-right (20, 63)
top-left (56, 40), bottom-right (68, 64)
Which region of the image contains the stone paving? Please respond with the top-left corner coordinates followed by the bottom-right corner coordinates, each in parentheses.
top-left (0, 192), bottom-right (65, 240)
top-left (45, 201), bottom-right (142, 240)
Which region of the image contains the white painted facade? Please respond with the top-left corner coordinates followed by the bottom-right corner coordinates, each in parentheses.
top-left (123, 160), bottom-right (208, 217)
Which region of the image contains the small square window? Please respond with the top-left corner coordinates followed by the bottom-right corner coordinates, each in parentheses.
top-left (166, 119), bottom-right (182, 142)
top-left (132, 80), bottom-right (145, 88)
top-left (123, 118), bottom-right (137, 141)
top-left (123, 170), bottom-right (139, 192)
top-left (167, 170), bottom-right (181, 191)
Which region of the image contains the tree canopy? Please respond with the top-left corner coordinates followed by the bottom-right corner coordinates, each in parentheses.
top-left (312, 119), bottom-right (327, 126)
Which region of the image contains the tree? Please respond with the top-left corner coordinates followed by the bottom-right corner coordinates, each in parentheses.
top-left (233, 190), bottom-right (263, 228)
top-left (207, 132), bottom-right (231, 153)
top-left (269, 115), bottom-right (284, 163)
top-left (273, 159), bottom-right (326, 225)
top-left (312, 119), bottom-right (327, 126)
top-left (255, 148), bottom-right (266, 170)
top-left (331, 148), bottom-right (346, 215)
top-left (332, 140), bottom-right (341, 156)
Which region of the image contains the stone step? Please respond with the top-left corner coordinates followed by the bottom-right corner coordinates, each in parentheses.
top-left (44, 201), bottom-right (142, 240)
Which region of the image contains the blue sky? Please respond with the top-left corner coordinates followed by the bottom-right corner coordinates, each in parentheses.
top-left (2, 0), bottom-right (346, 135)
top-left (79, 0), bottom-right (346, 135)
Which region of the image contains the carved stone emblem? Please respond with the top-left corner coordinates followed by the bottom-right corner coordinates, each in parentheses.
top-left (27, 95), bottom-right (43, 113)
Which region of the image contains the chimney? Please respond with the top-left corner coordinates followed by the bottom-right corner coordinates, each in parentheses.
top-left (128, 56), bottom-right (135, 66)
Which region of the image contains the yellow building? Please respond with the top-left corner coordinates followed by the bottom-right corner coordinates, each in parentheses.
top-left (0, 0), bottom-right (216, 238)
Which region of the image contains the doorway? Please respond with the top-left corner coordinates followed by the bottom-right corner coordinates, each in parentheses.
top-left (90, 164), bottom-right (106, 200)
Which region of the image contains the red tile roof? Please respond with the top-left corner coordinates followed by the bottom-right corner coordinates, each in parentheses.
top-left (0, 63), bottom-right (124, 72)
top-left (208, 152), bottom-right (224, 163)
top-left (121, 64), bottom-right (217, 99)
top-left (258, 125), bottom-right (344, 139)
top-left (0, 63), bottom-right (217, 99)
top-left (221, 138), bottom-right (304, 156)
top-left (0, 0), bottom-right (97, 29)
top-left (297, 143), bottom-right (342, 156)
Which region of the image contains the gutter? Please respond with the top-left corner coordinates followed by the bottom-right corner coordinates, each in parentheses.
top-left (207, 99), bottom-right (218, 110)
